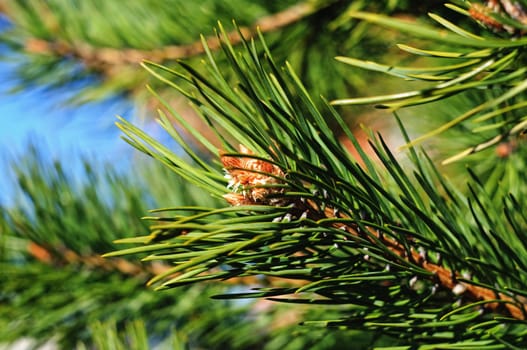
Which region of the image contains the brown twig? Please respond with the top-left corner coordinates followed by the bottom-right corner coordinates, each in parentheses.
top-left (22, 2), bottom-right (316, 73)
top-left (221, 148), bottom-right (527, 320)
top-left (27, 241), bottom-right (304, 287)
top-left (316, 205), bottom-right (527, 320)
top-left (28, 241), bottom-right (146, 276)
top-left (286, 197), bottom-right (527, 319)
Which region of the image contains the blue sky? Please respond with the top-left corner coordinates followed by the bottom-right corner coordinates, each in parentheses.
top-left (0, 15), bottom-right (141, 206)
top-left (0, 13), bottom-right (191, 207)
top-left (0, 73), bottom-right (139, 206)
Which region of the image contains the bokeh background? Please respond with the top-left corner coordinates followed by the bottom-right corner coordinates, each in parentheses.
top-left (1, 1), bottom-right (480, 349)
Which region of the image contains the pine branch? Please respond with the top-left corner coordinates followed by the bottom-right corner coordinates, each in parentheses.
top-left (1, 0), bottom-right (427, 105)
top-left (4, 150), bottom-right (332, 348)
top-left (27, 241), bottom-right (146, 276)
top-left (107, 24), bottom-right (527, 346)
top-left (313, 204), bottom-right (526, 320)
top-left (219, 146), bottom-right (526, 319)
top-left (27, 240), bottom-right (304, 290)
top-left (331, 3), bottom-right (527, 163)
top-left (216, 147), bottom-right (527, 319)
top-left (19, 2), bottom-right (316, 73)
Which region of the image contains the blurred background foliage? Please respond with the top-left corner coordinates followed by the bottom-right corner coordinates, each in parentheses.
top-left (0, 0), bottom-right (442, 107)
top-left (0, 1), bottom-right (424, 348)
top-left (2, 0), bottom-right (527, 348)
top-left (0, 148), bottom-right (390, 348)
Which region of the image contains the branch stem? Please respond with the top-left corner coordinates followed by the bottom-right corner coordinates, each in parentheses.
top-left (22, 2), bottom-right (316, 73)
top-left (318, 205), bottom-right (527, 320)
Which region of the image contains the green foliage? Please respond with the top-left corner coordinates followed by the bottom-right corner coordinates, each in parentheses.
top-left (0, 0), bottom-right (289, 101)
top-left (332, 2), bottom-right (527, 164)
top-left (0, 0), bottom-right (425, 104)
top-left (0, 149), bottom-right (375, 349)
top-left (0, 149), bottom-right (227, 348)
top-left (107, 24), bottom-right (527, 348)
top-left (4, 1), bottom-right (527, 349)
top-left (84, 320), bottom-right (150, 350)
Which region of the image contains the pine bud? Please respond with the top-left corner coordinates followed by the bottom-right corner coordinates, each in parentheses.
top-left (220, 145), bottom-right (286, 206)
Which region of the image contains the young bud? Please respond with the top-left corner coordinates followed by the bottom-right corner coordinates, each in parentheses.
top-left (220, 145), bottom-right (286, 206)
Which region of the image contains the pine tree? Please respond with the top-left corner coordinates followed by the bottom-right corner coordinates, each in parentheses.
top-left (2, 1), bottom-right (527, 349)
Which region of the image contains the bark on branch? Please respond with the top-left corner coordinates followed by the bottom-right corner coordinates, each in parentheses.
top-left (22, 2), bottom-right (316, 73)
